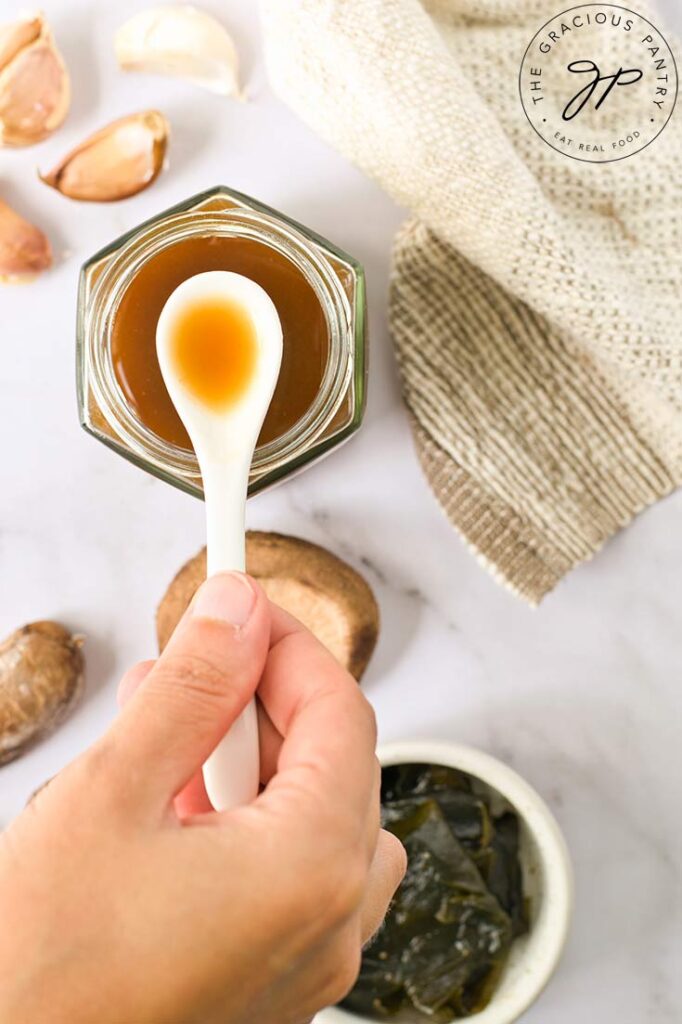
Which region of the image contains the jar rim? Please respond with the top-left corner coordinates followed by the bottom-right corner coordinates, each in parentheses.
top-left (85, 203), bottom-right (353, 485)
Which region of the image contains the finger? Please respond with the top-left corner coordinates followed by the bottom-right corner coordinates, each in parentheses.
top-left (359, 830), bottom-right (407, 944)
top-left (117, 660), bottom-right (155, 707)
top-left (115, 627), bottom-right (285, 810)
top-left (174, 771), bottom-right (212, 819)
top-left (268, 603), bottom-right (376, 840)
top-left (267, 601), bottom-right (306, 646)
top-left (256, 603), bottom-right (377, 849)
top-left (106, 573), bottom-right (270, 814)
top-left (257, 698), bottom-right (283, 785)
top-left (174, 701), bottom-right (283, 815)
top-left (116, 658), bottom-right (211, 817)
top-left (366, 757), bottom-right (381, 857)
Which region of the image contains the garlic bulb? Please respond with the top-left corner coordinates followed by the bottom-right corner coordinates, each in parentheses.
top-left (115, 5), bottom-right (241, 97)
top-left (40, 111), bottom-right (169, 202)
top-left (0, 14), bottom-right (70, 147)
top-left (0, 199), bottom-right (52, 283)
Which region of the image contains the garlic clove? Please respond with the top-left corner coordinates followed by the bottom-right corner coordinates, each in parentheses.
top-left (0, 199), bottom-right (52, 283)
top-left (115, 5), bottom-right (241, 98)
top-left (0, 14), bottom-right (70, 147)
top-left (0, 15), bottom-right (42, 70)
top-left (39, 111), bottom-right (169, 202)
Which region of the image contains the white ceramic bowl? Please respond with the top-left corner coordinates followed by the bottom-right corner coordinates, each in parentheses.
top-left (318, 739), bottom-right (573, 1024)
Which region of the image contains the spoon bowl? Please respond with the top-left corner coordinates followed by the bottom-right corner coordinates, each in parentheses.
top-left (157, 271), bottom-right (283, 457)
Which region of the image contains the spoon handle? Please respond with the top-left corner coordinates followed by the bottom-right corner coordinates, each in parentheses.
top-left (201, 458), bottom-right (260, 811)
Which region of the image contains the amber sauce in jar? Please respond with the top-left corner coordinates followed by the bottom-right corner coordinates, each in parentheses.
top-left (111, 235), bottom-right (329, 449)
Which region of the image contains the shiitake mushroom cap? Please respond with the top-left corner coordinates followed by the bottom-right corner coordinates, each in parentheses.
top-left (157, 531), bottom-right (379, 680)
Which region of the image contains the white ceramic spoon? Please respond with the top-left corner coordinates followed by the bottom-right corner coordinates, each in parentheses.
top-left (156, 270), bottom-right (283, 811)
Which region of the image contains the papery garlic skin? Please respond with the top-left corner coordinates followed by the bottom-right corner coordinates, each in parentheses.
top-left (0, 199), bottom-right (52, 282)
top-left (0, 14), bottom-right (70, 147)
top-left (0, 15), bottom-right (41, 68)
top-left (39, 111), bottom-right (170, 202)
top-left (115, 5), bottom-right (241, 97)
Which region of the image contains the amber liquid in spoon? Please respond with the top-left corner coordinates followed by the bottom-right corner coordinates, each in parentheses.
top-left (171, 298), bottom-right (258, 410)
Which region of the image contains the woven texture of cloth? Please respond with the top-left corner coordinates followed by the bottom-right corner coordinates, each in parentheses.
top-left (260, 0), bottom-right (682, 602)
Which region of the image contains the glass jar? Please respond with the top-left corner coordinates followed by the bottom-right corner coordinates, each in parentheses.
top-left (76, 186), bottom-right (367, 497)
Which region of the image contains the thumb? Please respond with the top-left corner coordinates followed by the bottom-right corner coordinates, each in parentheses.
top-left (106, 572), bottom-right (271, 814)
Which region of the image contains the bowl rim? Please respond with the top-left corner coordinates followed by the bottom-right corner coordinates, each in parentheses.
top-left (318, 738), bottom-right (573, 1024)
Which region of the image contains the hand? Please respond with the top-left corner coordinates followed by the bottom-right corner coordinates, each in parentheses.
top-left (0, 572), bottom-right (406, 1024)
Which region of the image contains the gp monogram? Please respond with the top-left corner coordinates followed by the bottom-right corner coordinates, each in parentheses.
top-left (519, 4), bottom-right (678, 162)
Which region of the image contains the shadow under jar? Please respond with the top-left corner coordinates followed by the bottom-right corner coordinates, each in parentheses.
top-left (77, 186), bottom-right (367, 497)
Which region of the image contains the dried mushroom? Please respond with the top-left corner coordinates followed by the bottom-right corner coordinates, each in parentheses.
top-left (0, 14), bottom-right (70, 146)
top-left (40, 111), bottom-right (169, 202)
top-left (115, 5), bottom-right (241, 97)
top-left (0, 622), bottom-right (84, 765)
top-left (0, 199), bottom-right (51, 283)
top-left (157, 531), bottom-right (379, 680)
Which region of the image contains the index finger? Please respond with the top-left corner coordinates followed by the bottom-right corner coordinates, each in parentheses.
top-left (256, 603), bottom-right (377, 841)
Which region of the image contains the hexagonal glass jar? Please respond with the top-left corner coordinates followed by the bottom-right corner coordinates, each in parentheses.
top-left (77, 186), bottom-right (367, 497)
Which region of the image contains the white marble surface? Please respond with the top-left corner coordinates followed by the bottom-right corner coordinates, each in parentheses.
top-left (1, 2), bottom-right (681, 1021)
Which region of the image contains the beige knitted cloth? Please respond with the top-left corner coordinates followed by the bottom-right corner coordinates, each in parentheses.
top-left (260, 0), bottom-right (682, 602)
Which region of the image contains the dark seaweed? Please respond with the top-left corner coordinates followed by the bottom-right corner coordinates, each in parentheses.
top-left (381, 764), bottom-right (473, 802)
top-left (478, 812), bottom-right (527, 937)
top-left (341, 764), bottom-right (528, 1021)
